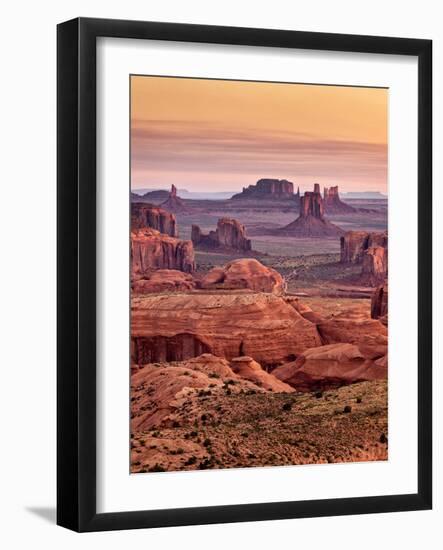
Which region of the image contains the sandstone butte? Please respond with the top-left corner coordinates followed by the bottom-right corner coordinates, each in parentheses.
top-left (191, 218), bottom-right (252, 252)
top-left (132, 269), bottom-right (196, 294)
top-left (340, 230), bottom-right (388, 284)
top-left (272, 343), bottom-right (387, 392)
top-left (323, 185), bottom-right (356, 214)
top-left (160, 184), bottom-right (190, 213)
top-left (371, 282), bottom-right (388, 325)
top-left (131, 202), bottom-right (177, 236)
top-left (200, 258), bottom-right (284, 294)
top-left (131, 292), bottom-right (322, 367)
top-left (340, 230), bottom-right (388, 264)
top-left (279, 184), bottom-right (344, 237)
top-left (131, 353), bottom-right (293, 431)
top-left (231, 178), bottom-right (298, 200)
top-left (131, 228), bottom-right (195, 274)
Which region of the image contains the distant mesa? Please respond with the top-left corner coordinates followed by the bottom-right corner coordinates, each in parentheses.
top-left (278, 184), bottom-right (344, 237)
top-left (200, 259), bottom-right (284, 294)
top-left (323, 185), bottom-right (356, 214)
top-left (131, 228), bottom-right (195, 274)
top-left (231, 178), bottom-right (300, 201)
top-left (340, 230), bottom-right (388, 285)
top-left (131, 202), bottom-right (177, 237)
top-left (192, 218), bottom-right (252, 252)
top-left (160, 184), bottom-right (190, 213)
top-left (141, 189), bottom-right (170, 202)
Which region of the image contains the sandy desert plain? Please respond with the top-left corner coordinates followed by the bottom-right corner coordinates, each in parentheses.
top-left (130, 180), bottom-right (388, 473)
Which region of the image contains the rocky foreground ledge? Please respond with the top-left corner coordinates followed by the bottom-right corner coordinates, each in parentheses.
top-left (131, 353), bottom-right (387, 473)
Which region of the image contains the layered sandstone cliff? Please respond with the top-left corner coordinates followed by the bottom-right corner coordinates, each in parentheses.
top-left (131, 292), bottom-right (322, 367)
top-left (340, 230), bottom-right (388, 284)
top-left (191, 218), bottom-right (252, 251)
top-left (340, 231), bottom-right (388, 263)
top-left (131, 202), bottom-right (177, 237)
top-left (131, 228), bottom-right (195, 274)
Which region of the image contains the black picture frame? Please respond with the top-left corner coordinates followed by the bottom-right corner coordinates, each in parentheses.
top-left (57, 17), bottom-right (432, 532)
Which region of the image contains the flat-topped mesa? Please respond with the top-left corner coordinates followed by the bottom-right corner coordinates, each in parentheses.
top-left (231, 178), bottom-right (296, 200)
top-left (323, 185), bottom-right (356, 214)
top-left (340, 230), bottom-right (388, 264)
top-left (278, 184), bottom-right (344, 237)
top-left (160, 184), bottom-right (189, 213)
top-left (131, 202), bottom-right (177, 237)
top-left (131, 228), bottom-right (195, 274)
top-left (192, 218), bottom-right (252, 252)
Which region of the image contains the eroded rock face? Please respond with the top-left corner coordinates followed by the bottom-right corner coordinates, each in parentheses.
top-left (273, 343), bottom-right (387, 391)
top-left (200, 259), bottom-right (284, 294)
top-left (279, 185), bottom-right (344, 237)
top-left (160, 184), bottom-right (189, 213)
top-left (340, 231), bottom-right (388, 264)
top-left (231, 178), bottom-right (295, 200)
top-left (132, 269), bottom-right (196, 294)
top-left (131, 202), bottom-right (177, 236)
top-left (361, 246), bottom-right (388, 284)
top-left (230, 356), bottom-right (294, 392)
top-left (317, 318), bottom-right (387, 360)
top-left (371, 283), bottom-right (388, 323)
top-left (191, 218), bottom-right (252, 252)
top-left (323, 186), bottom-right (356, 214)
top-left (131, 292), bottom-right (322, 367)
top-left (131, 228), bottom-right (195, 274)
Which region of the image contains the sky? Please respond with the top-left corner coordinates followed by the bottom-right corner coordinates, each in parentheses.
top-left (131, 76), bottom-right (388, 194)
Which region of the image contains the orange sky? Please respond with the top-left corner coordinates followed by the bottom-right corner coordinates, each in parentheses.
top-left (131, 76), bottom-right (388, 193)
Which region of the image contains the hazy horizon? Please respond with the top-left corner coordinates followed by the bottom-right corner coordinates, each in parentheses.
top-left (131, 76), bottom-right (388, 194)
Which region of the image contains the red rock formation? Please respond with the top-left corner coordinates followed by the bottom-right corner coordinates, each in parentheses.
top-left (230, 356), bottom-right (294, 392)
top-left (160, 184), bottom-right (190, 213)
top-left (200, 259), bottom-right (284, 294)
top-left (132, 269), bottom-right (196, 294)
top-left (131, 202), bottom-right (177, 237)
top-left (131, 228), bottom-right (195, 274)
top-left (340, 230), bottom-right (388, 263)
top-left (323, 186), bottom-right (356, 214)
top-left (191, 218), bottom-right (252, 251)
top-left (131, 292), bottom-right (322, 367)
top-left (279, 185), bottom-right (344, 237)
top-left (361, 246), bottom-right (388, 284)
top-left (371, 283), bottom-right (388, 324)
top-left (130, 354), bottom-right (283, 432)
top-left (231, 178), bottom-right (296, 200)
top-left (317, 318), bottom-right (387, 360)
top-left (273, 343), bottom-right (387, 391)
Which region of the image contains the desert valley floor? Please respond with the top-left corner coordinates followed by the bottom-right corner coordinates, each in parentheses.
top-left (130, 182), bottom-right (388, 473)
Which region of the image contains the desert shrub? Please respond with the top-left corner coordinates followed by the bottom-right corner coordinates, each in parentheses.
top-left (282, 402), bottom-right (292, 411)
top-left (149, 463), bottom-right (166, 472)
top-left (343, 405), bottom-right (352, 413)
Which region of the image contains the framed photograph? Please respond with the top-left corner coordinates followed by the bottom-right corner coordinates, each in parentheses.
top-left (57, 17), bottom-right (432, 532)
